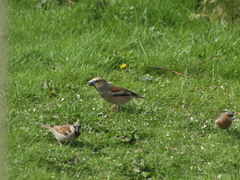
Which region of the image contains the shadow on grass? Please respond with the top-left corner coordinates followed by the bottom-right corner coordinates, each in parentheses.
top-left (67, 140), bottom-right (95, 148)
top-left (228, 128), bottom-right (240, 139)
top-left (68, 141), bottom-right (106, 151)
top-left (118, 106), bottom-right (145, 114)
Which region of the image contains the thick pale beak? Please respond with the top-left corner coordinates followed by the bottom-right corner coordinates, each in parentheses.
top-left (88, 80), bottom-right (95, 86)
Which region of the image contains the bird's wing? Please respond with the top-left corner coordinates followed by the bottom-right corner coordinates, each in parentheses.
top-left (53, 125), bottom-right (72, 136)
top-left (110, 85), bottom-right (140, 97)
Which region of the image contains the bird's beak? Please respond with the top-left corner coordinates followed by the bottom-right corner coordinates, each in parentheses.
top-left (75, 127), bottom-right (80, 132)
top-left (88, 80), bottom-right (95, 86)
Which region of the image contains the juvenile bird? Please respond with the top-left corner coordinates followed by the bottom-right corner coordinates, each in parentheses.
top-left (215, 111), bottom-right (234, 130)
top-left (88, 77), bottom-right (144, 110)
top-left (40, 122), bottom-right (81, 145)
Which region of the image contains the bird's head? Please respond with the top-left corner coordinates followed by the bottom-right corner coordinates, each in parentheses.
top-left (73, 122), bottom-right (81, 132)
top-left (221, 111), bottom-right (235, 120)
top-left (88, 77), bottom-right (110, 91)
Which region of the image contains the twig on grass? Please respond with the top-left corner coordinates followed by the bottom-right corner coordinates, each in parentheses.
top-left (147, 65), bottom-right (190, 76)
top-left (147, 56), bottom-right (218, 78)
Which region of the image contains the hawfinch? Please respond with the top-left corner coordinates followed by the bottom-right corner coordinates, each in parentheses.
top-left (88, 77), bottom-right (144, 109)
top-left (215, 111), bottom-right (234, 130)
top-left (40, 122), bottom-right (81, 145)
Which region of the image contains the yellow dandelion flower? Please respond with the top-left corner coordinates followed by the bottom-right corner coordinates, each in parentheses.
top-left (120, 64), bottom-right (127, 69)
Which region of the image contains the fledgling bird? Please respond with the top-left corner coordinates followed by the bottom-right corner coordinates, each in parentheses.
top-left (40, 122), bottom-right (81, 145)
top-left (215, 111), bottom-right (234, 130)
top-left (88, 77), bottom-right (144, 109)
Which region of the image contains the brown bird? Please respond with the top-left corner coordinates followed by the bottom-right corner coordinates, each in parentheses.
top-left (40, 122), bottom-right (81, 145)
top-left (215, 111), bottom-right (234, 130)
top-left (88, 77), bottom-right (144, 110)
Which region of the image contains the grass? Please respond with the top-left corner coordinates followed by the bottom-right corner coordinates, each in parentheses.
top-left (8, 0), bottom-right (240, 179)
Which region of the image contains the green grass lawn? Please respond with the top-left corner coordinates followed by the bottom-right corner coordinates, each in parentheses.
top-left (8, 0), bottom-right (240, 179)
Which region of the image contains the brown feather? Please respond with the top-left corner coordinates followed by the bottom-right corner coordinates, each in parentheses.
top-left (110, 85), bottom-right (144, 98)
top-left (215, 118), bottom-right (232, 129)
top-left (110, 85), bottom-right (127, 92)
top-left (52, 125), bottom-right (72, 136)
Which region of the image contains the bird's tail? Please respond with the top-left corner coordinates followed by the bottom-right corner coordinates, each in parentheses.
top-left (40, 124), bottom-right (51, 129)
top-left (130, 91), bottom-right (145, 99)
top-left (135, 94), bottom-right (145, 99)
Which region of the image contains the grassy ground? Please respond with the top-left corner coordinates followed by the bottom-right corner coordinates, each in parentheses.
top-left (8, 0), bottom-right (240, 179)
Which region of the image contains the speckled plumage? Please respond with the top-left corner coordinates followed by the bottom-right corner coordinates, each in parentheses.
top-left (40, 122), bottom-right (81, 144)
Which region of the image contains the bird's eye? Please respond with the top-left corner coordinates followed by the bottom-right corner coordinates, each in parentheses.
top-left (228, 114), bottom-right (234, 117)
